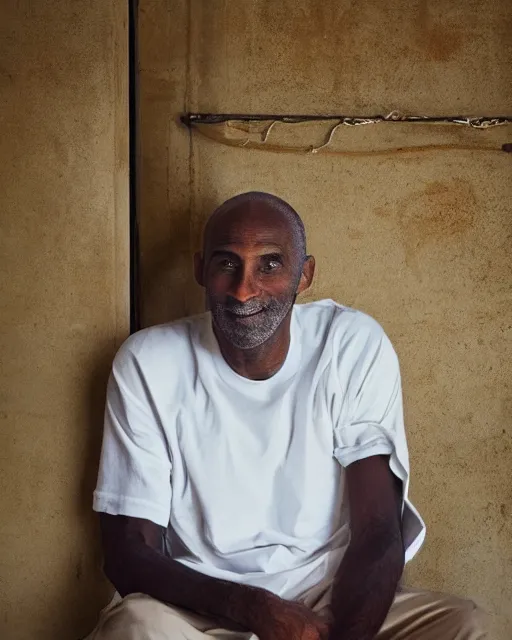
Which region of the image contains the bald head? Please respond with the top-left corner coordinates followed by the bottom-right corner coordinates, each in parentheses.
top-left (203, 191), bottom-right (307, 261)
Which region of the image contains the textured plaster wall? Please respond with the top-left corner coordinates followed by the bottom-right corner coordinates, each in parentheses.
top-left (0, 1), bottom-right (129, 639)
top-left (138, 1), bottom-right (512, 638)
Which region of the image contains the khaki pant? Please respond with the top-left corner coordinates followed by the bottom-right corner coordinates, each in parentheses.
top-left (86, 588), bottom-right (486, 639)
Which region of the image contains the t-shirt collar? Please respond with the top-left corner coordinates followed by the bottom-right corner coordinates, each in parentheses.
top-left (205, 307), bottom-right (301, 390)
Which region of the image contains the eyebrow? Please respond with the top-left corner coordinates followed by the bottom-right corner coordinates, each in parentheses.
top-left (211, 242), bottom-right (284, 253)
top-left (209, 249), bottom-right (241, 260)
top-left (210, 247), bottom-right (284, 262)
top-left (209, 248), bottom-right (285, 261)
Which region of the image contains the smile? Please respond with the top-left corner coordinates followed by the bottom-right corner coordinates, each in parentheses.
top-left (228, 309), bottom-right (264, 320)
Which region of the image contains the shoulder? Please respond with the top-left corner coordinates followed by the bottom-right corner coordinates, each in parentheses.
top-left (295, 299), bottom-right (389, 345)
top-left (335, 305), bottom-right (391, 352)
top-left (296, 299), bottom-right (397, 369)
top-left (112, 312), bottom-right (211, 372)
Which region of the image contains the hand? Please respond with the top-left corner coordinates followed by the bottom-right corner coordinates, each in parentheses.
top-left (256, 595), bottom-right (329, 640)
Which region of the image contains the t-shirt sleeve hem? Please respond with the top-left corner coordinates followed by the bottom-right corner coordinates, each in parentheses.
top-left (93, 490), bottom-right (170, 527)
top-left (334, 438), bottom-right (393, 468)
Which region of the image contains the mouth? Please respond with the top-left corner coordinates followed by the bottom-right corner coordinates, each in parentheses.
top-left (227, 308), bottom-right (264, 321)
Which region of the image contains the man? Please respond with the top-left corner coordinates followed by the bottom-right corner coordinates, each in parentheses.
top-left (89, 192), bottom-right (485, 639)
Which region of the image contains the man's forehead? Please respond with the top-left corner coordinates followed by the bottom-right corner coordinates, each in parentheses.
top-left (204, 203), bottom-right (296, 251)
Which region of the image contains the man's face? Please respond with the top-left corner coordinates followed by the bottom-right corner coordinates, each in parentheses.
top-left (198, 205), bottom-right (307, 350)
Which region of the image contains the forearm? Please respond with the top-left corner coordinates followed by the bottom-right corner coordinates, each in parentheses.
top-left (104, 535), bottom-right (273, 632)
top-left (328, 530), bottom-right (404, 640)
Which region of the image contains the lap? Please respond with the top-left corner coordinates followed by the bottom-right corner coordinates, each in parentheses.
top-left (86, 588), bottom-right (486, 640)
top-left (85, 593), bottom-right (254, 640)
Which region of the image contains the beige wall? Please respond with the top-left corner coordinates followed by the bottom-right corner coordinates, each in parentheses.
top-left (0, 1), bottom-right (129, 638)
top-left (139, 1), bottom-right (512, 638)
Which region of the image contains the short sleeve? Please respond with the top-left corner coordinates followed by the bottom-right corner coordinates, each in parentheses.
top-left (93, 339), bottom-right (172, 527)
top-left (333, 327), bottom-right (406, 471)
top-left (333, 317), bottom-right (426, 561)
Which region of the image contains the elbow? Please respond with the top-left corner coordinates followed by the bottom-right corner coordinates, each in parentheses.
top-left (103, 550), bottom-right (123, 591)
top-left (390, 525), bottom-right (405, 574)
top-left (102, 534), bottom-right (158, 598)
top-left (103, 553), bottom-right (118, 586)
top-left (389, 535), bottom-right (405, 579)
top-left (352, 523), bottom-right (405, 578)
top-left (99, 513), bottom-right (159, 597)
top-left (102, 543), bottom-right (136, 597)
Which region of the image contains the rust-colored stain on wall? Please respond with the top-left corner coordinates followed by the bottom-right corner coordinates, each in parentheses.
top-left (376, 178), bottom-right (477, 274)
top-left (139, 2), bottom-right (512, 639)
top-left (416, 0), bottom-right (464, 62)
top-left (397, 179), bottom-right (476, 243)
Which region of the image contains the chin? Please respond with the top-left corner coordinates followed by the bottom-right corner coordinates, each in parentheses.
top-left (226, 333), bottom-right (269, 350)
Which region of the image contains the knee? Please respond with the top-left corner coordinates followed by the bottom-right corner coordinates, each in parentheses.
top-left (96, 593), bottom-right (186, 639)
top-left (448, 597), bottom-right (487, 637)
top-left (113, 593), bottom-right (166, 625)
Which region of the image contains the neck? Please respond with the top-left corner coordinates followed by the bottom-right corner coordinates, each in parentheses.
top-left (214, 313), bottom-right (292, 380)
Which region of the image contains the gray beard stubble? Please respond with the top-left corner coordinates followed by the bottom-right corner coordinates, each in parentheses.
top-left (211, 294), bottom-right (295, 349)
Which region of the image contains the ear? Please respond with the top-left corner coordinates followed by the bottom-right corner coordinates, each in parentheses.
top-left (194, 251), bottom-right (205, 287)
top-left (297, 255), bottom-right (315, 295)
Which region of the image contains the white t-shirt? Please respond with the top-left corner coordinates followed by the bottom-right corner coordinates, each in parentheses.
top-left (94, 299), bottom-right (425, 604)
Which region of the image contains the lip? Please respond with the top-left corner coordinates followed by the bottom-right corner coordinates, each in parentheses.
top-left (227, 309), bottom-right (264, 320)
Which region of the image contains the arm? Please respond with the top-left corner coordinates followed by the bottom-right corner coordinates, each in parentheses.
top-left (96, 346), bottom-right (278, 633)
top-left (100, 513), bottom-right (268, 630)
top-left (100, 513), bottom-right (328, 640)
top-left (328, 455), bottom-right (404, 640)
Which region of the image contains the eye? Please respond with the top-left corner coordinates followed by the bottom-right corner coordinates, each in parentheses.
top-left (219, 258), bottom-right (238, 273)
top-left (260, 258), bottom-right (282, 273)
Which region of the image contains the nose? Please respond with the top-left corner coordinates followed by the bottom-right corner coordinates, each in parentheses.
top-left (229, 267), bottom-right (260, 303)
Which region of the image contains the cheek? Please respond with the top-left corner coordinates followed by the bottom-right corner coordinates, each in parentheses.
top-left (263, 275), bottom-right (298, 298)
top-left (205, 273), bottom-right (232, 298)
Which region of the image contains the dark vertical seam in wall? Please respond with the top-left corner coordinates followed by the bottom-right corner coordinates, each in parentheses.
top-left (129, 0), bottom-right (140, 332)
top-left (165, 0), bottom-right (173, 321)
top-left (185, 0), bottom-right (195, 316)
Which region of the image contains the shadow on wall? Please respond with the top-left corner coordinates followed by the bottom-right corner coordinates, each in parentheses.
top-left (140, 216), bottom-right (193, 326)
top-left (140, 195), bottom-right (221, 326)
top-left (66, 345), bottom-right (117, 639)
